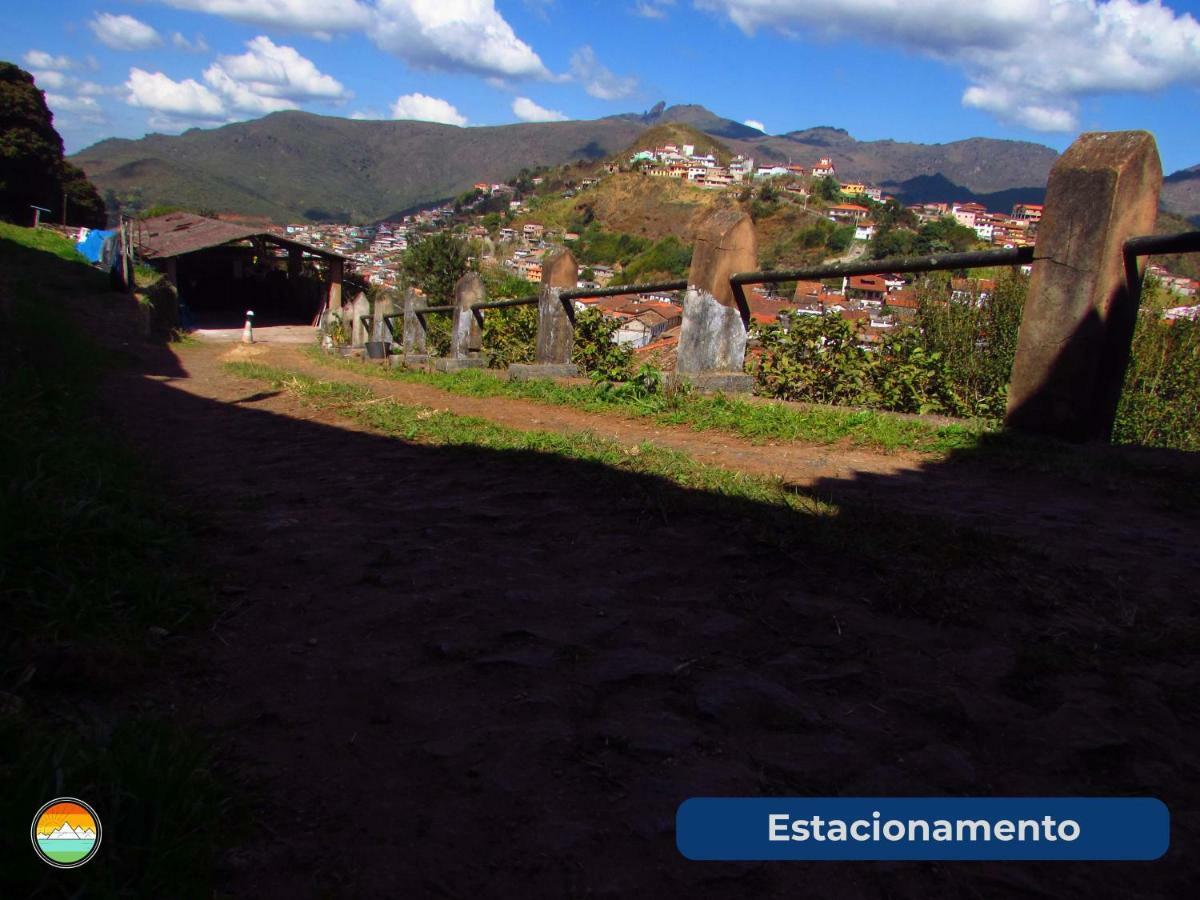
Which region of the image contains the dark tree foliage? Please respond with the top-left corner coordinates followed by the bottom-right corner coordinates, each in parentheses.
top-left (0, 63), bottom-right (105, 227)
top-left (400, 230), bottom-right (475, 305)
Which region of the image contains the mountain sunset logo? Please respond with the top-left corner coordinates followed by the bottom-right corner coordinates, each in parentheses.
top-left (31, 798), bottom-right (102, 868)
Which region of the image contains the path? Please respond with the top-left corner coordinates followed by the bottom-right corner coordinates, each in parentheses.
top-left (101, 339), bottom-right (1198, 899)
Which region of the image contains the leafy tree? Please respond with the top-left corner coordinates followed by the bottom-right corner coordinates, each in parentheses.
top-left (814, 175), bottom-right (841, 203)
top-left (0, 62), bottom-right (105, 227)
top-left (400, 231), bottom-right (474, 305)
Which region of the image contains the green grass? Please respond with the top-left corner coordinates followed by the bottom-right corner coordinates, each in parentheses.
top-left (1, 224), bottom-right (228, 899)
top-left (304, 348), bottom-right (987, 455)
top-left (226, 361), bottom-right (840, 515)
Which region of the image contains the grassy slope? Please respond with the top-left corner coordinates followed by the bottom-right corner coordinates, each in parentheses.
top-left (0, 224), bottom-right (227, 899)
top-left (305, 348), bottom-right (985, 455)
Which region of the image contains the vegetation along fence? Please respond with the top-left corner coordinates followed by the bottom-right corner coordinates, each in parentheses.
top-left (330, 130), bottom-right (1198, 446)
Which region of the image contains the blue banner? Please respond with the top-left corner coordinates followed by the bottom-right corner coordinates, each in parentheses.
top-left (676, 797), bottom-right (1169, 861)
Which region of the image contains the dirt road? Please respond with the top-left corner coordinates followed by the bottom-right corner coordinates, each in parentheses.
top-left (103, 341), bottom-right (1199, 898)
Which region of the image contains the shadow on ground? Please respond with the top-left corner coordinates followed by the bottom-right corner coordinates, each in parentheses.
top-left (68, 337), bottom-right (1200, 900)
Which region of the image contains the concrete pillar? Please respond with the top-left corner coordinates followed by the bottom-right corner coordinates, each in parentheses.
top-left (372, 290), bottom-right (395, 345)
top-left (433, 273), bottom-right (489, 372)
top-left (350, 292), bottom-right (371, 347)
top-left (451, 273), bottom-right (484, 358)
top-left (510, 249), bottom-right (579, 380)
top-left (393, 289), bottom-right (429, 368)
top-left (1006, 131), bottom-right (1162, 442)
top-left (675, 208), bottom-right (757, 392)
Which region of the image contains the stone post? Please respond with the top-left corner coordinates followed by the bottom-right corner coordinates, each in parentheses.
top-left (509, 249), bottom-right (579, 381)
top-left (675, 208), bottom-right (757, 392)
top-left (394, 289), bottom-right (429, 368)
top-left (434, 272), bottom-right (489, 372)
top-left (372, 290), bottom-right (395, 346)
top-left (1005, 131), bottom-right (1162, 442)
top-left (350, 292), bottom-right (371, 347)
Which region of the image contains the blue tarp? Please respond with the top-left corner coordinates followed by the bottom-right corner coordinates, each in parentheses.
top-left (75, 229), bottom-right (115, 264)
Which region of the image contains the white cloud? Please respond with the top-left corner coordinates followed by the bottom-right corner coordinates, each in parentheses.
top-left (46, 92), bottom-right (105, 120)
top-left (24, 50), bottom-right (74, 70)
top-left (155, 0), bottom-right (372, 35)
top-left (90, 13), bottom-right (164, 51)
top-left (372, 0), bottom-right (552, 79)
top-left (125, 67), bottom-right (226, 120)
top-left (154, 1), bottom-right (552, 79)
top-left (744, 118), bottom-right (765, 132)
top-left (202, 36), bottom-right (350, 115)
top-left (523, 0), bottom-right (555, 20)
top-left (31, 70), bottom-right (71, 90)
top-left (390, 92), bottom-right (467, 125)
top-left (632, 0), bottom-right (674, 18)
top-left (172, 32), bottom-right (211, 53)
top-left (698, 0), bottom-right (1200, 131)
top-left (512, 96), bottom-right (567, 122)
top-left (569, 45), bottom-right (636, 100)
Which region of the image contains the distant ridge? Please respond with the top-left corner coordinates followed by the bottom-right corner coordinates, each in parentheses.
top-left (71, 103), bottom-right (1072, 224)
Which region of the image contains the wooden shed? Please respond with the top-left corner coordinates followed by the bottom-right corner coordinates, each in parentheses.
top-left (135, 212), bottom-right (350, 328)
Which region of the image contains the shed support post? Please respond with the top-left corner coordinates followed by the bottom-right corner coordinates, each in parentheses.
top-left (327, 258), bottom-right (344, 324)
top-left (1005, 131), bottom-right (1162, 442)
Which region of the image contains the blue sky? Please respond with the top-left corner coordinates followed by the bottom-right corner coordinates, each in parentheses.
top-left (5, 1), bottom-right (1199, 172)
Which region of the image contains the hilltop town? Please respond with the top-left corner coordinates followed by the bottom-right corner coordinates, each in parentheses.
top-left (276, 140), bottom-right (1199, 359)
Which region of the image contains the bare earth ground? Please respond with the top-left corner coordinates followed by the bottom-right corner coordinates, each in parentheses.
top-left (102, 340), bottom-right (1198, 899)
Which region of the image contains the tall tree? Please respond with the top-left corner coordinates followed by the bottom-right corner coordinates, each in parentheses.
top-left (0, 62), bottom-right (105, 227)
top-left (400, 231), bottom-right (475, 304)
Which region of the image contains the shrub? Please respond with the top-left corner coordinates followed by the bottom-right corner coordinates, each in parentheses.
top-left (482, 304), bottom-right (538, 368)
top-left (572, 307), bottom-right (634, 381)
top-left (1114, 280), bottom-right (1200, 450)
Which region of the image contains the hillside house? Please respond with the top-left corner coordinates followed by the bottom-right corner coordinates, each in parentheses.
top-left (828, 203), bottom-right (870, 222)
top-left (811, 157), bottom-right (837, 178)
top-left (846, 274), bottom-right (889, 304)
top-left (1013, 203), bottom-right (1043, 223)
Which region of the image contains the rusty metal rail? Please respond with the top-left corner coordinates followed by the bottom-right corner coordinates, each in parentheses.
top-left (727, 246), bottom-right (1036, 324)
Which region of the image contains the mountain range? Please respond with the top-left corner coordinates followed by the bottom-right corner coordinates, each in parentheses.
top-left (69, 103), bottom-right (1199, 224)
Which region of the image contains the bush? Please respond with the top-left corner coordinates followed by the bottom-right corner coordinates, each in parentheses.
top-left (913, 270), bottom-right (1026, 418)
top-left (755, 272), bottom-right (1027, 418)
top-left (756, 314), bottom-right (877, 406)
top-left (1114, 280), bottom-right (1200, 450)
top-left (483, 304), bottom-right (538, 368)
top-left (572, 307), bottom-right (634, 381)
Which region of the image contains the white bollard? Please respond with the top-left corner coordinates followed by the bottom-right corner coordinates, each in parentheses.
top-left (242, 310), bottom-right (255, 344)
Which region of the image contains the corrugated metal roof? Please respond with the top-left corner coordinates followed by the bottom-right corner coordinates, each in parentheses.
top-left (135, 212), bottom-right (347, 261)
top-left (136, 213), bottom-right (261, 259)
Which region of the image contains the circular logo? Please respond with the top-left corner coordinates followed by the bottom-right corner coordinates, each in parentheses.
top-left (31, 798), bottom-right (102, 869)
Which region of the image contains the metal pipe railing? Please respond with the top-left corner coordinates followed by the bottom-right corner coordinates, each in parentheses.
top-left (730, 246), bottom-right (1036, 287)
top-left (729, 246), bottom-right (1036, 325)
top-left (561, 279), bottom-right (689, 302)
top-left (1123, 231), bottom-right (1200, 258)
top-left (471, 295), bottom-right (539, 311)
